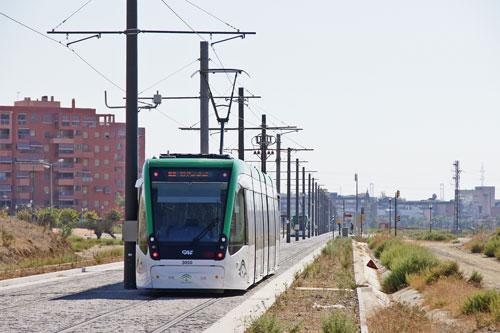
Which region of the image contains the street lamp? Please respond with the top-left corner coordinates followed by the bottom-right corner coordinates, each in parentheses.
top-left (429, 203), bottom-right (433, 233)
top-left (354, 173), bottom-right (358, 235)
top-left (40, 159), bottom-right (64, 213)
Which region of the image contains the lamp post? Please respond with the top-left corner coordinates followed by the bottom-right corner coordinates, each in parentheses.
top-left (354, 173), bottom-right (358, 235)
top-left (429, 203), bottom-right (433, 233)
top-left (40, 159), bottom-right (64, 213)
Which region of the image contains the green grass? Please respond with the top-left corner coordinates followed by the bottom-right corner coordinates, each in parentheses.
top-left (483, 238), bottom-right (500, 257)
top-left (461, 289), bottom-right (500, 315)
top-left (321, 309), bottom-right (357, 333)
top-left (379, 240), bottom-right (439, 292)
top-left (4, 253), bottom-right (82, 272)
top-left (69, 236), bottom-right (123, 252)
top-left (421, 231), bottom-right (457, 241)
top-left (248, 314), bottom-right (284, 333)
top-left (470, 242), bottom-right (485, 253)
top-left (93, 248), bottom-right (124, 264)
top-left (468, 271), bottom-right (483, 285)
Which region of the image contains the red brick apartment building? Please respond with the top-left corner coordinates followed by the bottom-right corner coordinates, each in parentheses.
top-left (0, 96), bottom-right (145, 217)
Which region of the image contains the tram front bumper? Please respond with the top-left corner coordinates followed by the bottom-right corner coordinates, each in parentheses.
top-left (150, 265), bottom-right (225, 289)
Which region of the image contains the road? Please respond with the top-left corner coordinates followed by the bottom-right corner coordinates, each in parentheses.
top-left (418, 240), bottom-right (500, 290)
top-left (0, 233), bottom-right (332, 333)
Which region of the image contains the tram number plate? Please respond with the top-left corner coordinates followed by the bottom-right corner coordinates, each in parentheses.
top-left (182, 260), bottom-right (193, 265)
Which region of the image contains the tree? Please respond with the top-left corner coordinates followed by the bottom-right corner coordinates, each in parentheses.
top-left (83, 211), bottom-right (103, 239)
top-left (37, 208), bottom-right (59, 228)
top-left (58, 208), bottom-right (80, 238)
top-left (102, 208), bottom-right (123, 239)
top-left (16, 209), bottom-right (32, 222)
top-left (115, 192), bottom-right (125, 209)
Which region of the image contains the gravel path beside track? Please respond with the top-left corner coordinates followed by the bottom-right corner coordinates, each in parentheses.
top-left (0, 233), bottom-right (332, 333)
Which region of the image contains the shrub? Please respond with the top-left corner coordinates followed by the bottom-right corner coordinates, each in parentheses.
top-left (0, 209), bottom-right (8, 219)
top-left (470, 242), bottom-right (485, 253)
top-left (461, 289), bottom-right (500, 315)
top-left (483, 238), bottom-right (500, 257)
top-left (468, 271), bottom-right (483, 286)
top-left (321, 309), bottom-right (357, 333)
top-left (58, 208), bottom-right (80, 238)
top-left (374, 238), bottom-right (401, 259)
top-left (1, 227), bottom-right (14, 247)
top-left (37, 208), bottom-right (59, 228)
top-left (248, 314), bottom-right (284, 333)
top-left (495, 248), bottom-right (500, 261)
top-left (16, 210), bottom-right (32, 222)
top-left (424, 260), bottom-right (462, 284)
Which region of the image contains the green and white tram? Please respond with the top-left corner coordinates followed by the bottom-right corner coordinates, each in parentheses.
top-left (135, 154), bottom-right (280, 290)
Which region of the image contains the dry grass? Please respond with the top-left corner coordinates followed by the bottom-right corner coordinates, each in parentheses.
top-left (464, 232), bottom-right (491, 251)
top-left (367, 303), bottom-right (433, 332)
top-left (248, 238), bottom-right (359, 332)
top-left (421, 277), bottom-right (481, 315)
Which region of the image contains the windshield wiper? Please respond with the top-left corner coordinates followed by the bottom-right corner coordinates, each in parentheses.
top-left (192, 218), bottom-right (218, 244)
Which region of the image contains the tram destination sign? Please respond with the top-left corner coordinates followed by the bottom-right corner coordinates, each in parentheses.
top-left (150, 168), bottom-right (231, 182)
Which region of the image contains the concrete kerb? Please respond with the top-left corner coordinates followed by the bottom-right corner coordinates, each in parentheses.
top-left (204, 236), bottom-right (332, 333)
top-left (0, 261), bottom-right (123, 291)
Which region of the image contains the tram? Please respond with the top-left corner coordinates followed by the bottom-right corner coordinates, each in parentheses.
top-left (135, 154), bottom-right (280, 290)
top-left (291, 214), bottom-right (308, 237)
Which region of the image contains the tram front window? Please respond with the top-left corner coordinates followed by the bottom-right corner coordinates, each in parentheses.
top-left (151, 182), bottom-right (228, 243)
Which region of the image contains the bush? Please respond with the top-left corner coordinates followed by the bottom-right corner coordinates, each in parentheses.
top-left (37, 208), bottom-right (59, 228)
top-left (461, 290), bottom-right (500, 315)
top-left (468, 271), bottom-right (483, 285)
top-left (321, 309), bottom-right (357, 333)
top-left (422, 232), bottom-right (456, 242)
top-left (0, 209), bottom-right (8, 219)
top-left (374, 238), bottom-right (402, 259)
top-left (495, 248), bottom-right (500, 261)
top-left (58, 208), bottom-right (80, 238)
top-left (483, 238), bottom-right (500, 257)
top-left (424, 260), bottom-right (462, 285)
top-left (248, 314), bottom-right (284, 333)
top-left (1, 227), bottom-right (14, 247)
top-left (470, 242), bottom-right (485, 253)
top-left (16, 210), bottom-right (32, 222)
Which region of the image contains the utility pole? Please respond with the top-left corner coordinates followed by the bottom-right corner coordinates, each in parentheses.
top-left (388, 198), bottom-right (392, 235)
top-left (316, 183), bottom-right (319, 236)
top-left (238, 87), bottom-right (244, 160)
top-left (453, 160), bottom-right (461, 232)
top-left (394, 190), bottom-right (399, 236)
top-left (302, 167), bottom-right (306, 240)
top-left (311, 178), bottom-right (315, 237)
top-left (261, 115), bottom-right (267, 173)
top-left (200, 41), bottom-right (209, 154)
top-left (286, 148), bottom-right (291, 243)
top-left (124, 0), bottom-right (138, 289)
top-left (308, 173), bottom-right (311, 238)
top-left (355, 173), bottom-right (358, 235)
top-left (276, 134), bottom-right (281, 193)
top-left (295, 158), bottom-right (299, 241)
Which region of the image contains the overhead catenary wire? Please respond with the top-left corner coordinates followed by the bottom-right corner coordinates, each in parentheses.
top-left (0, 11), bottom-right (124, 93)
top-left (184, 0), bottom-right (239, 31)
top-left (138, 58), bottom-right (198, 95)
top-left (159, 0), bottom-right (206, 42)
top-left (52, 0), bottom-right (94, 31)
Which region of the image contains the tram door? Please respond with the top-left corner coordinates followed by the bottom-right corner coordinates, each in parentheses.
top-left (254, 189), bottom-right (263, 280)
top-left (262, 191), bottom-right (269, 276)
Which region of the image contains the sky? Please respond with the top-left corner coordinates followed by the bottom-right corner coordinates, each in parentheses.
top-left (1, 0), bottom-right (500, 201)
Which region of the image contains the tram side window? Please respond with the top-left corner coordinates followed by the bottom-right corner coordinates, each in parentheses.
top-left (137, 193), bottom-right (148, 254)
top-left (229, 189), bottom-right (247, 255)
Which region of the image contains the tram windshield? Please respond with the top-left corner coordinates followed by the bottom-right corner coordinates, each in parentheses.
top-left (150, 168), bottom-right (230, 243)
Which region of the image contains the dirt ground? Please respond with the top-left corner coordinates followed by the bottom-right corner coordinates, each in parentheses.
top-left (415, 239), bottom-right (500, 290)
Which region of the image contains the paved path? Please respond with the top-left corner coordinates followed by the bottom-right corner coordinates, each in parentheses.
top-left (0, 233), bottom-right (332, 333)
top-left (417, 240), bottom-right (500, 290)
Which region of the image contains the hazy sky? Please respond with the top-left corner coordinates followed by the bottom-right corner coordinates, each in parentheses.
top-left (1, 1), bottom-right (500, 200)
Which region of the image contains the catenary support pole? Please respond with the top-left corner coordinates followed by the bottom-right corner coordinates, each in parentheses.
top-left (308, 173), bottom-right (311, 238)
top-left (302, 167), bottom-right (305, 240)
top-left (311, 178), bottom-right (315, 237)
top-left (276, 134), bottom-right (281, 194)
top-left (286, 148), bottom-right (291, 243)
top-left (238, 87), bottom-right (244, 160)
top-left (261, 115), bottom-right (266, 173)
top-left (124, 0), bottom-right (138, 289)
top-left (200, 41), bottom-right (209, 154)
top-left (295, 158), bottom-right (299, 241)
top-left (395, 193), bottom-right (398, 237)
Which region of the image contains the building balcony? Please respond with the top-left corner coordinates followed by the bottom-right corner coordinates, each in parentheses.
top-left (16, 192), bottom-right (30, 200)
top-left (17, 178), bottom-right (30, 186)
top-left (17, 164), bottom-right (45, 172)
top-left (0, 150), bottom-right (12, 157)
top-left (56, 179), bottom-right (75, 186)
top-left (57, 151), bottom-right (75, 158)
top-left (79, 152), bottom-right (95, 158)
top-left (53, 163), bottom-right (74, 169)
top-left (50, 137), bottom-right (74, 144)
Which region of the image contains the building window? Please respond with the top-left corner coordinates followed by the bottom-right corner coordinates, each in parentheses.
top-left (83, 145), bottom-right (89, 152)
top-left (114, 167), bottom-right (122, 174)
top-left (104, 186), bottom-right (111, 194)
top-left (18, 113), bottom-right (27, 125)
top-left (29, 113), bottom-right (38, 124)
top-left (104, 159), bottom-right (110, 166)
top-left (94, 145), bottom-right (100, 153)
top-left (94, 131), bottom-right (100, 138)
top-left (104, 145), bottom-right (110, 152)
top-left (44, 131), bottom-right (51, 138)
top-left (0, 144), bottom-right (10, 151)
top-left (61, 115), bottom-right (70, 126)
top-left (82, 200), bottom-right (88, 207)
top-left (94, 200), bottom-right (99, 208)
top-left (16, 171), bottom-right (29, 178)
top-left (83, 186), bottom-right (88, 195)
top-left (104, 132), bottom-right (110, 140)
top-left (30, 130), bottom-right (36, 137)
top-left (44, 145), bottom-right (50, 152)
top-left (42, 114), bottom-right (53, 124)
top-left (72, 115), bottom-right (80, 127)
top-left (116, 143), bottom-right (122, 150)
top-left (44, 173), bottom-right (50, 180)
top-left (104, 200), bottom-right (110, 206)
top-left (0, 172), bottom-right (8, 181)
top-left (104, 173), bottom-right (109, 180)
top-left (74, 130), bottom-right (82, 137)
top-left (83, 131), bottom-right (88, 139)
top-left (44, 186), bottom-right (49, 195)
top-left (1, 113), bottom-right (9, 125)
top-left (83, 159), bottom-right (88, 167)
top-left (94, 159), bottom-right (100, 167)
top-left (95, 173), bottom-right (100, 179)
top-left (18, 128), bottom-right (29, 140)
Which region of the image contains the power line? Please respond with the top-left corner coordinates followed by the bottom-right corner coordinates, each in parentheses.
top-left (184, 0), bottom-right (239, 31)
top-left (159, 0), bottom-right (206, 41)
top-left (1, 11), bottom-right (124, 92)
top-left (138, 58), bottom-right (198, 95)
top-left (52, 0), bottom-right (93, 31)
